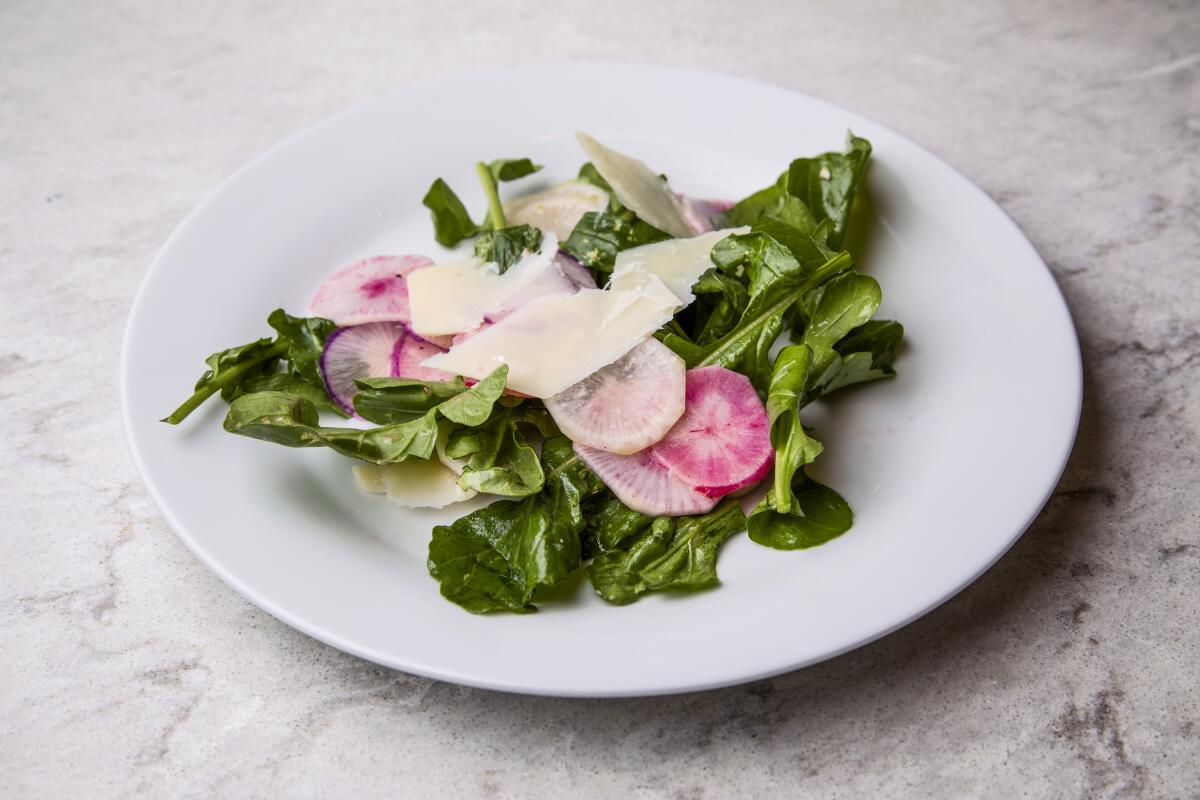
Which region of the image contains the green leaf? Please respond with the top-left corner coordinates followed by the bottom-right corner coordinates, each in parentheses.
top-left (448, 406), bottom-right (545, 497)
top-left (587, 499), bottom-right (747, 605)
top-left (748, 472), bottom-right (852, 549)
top-left (722, 179), bottom-right (818, 234)
top-left (761, 345), bottom-right (824, 515)
top-left (794, 272), bottom-right (883, 402)
top-left (689, 269), bottom-right (750, 345)
top-left (162, 337), bottom-right (288, 424)
top-left (560, 210), bottom-right (670, 272)
top-left (665, 232), bottom-right (852, 390)
top-left (822, 319), bottom-right (904, 394)
top-left (422, 178), bottom-right (481, 247)
top-left (223, 367), bottom-right (508, 464)
top-left (427, 436), bottom-right (607, 613)
top-left (584, 494), bottom-right (653, 553)
top-left (241, 373), bottom-right (347, 417)
top-left (266, 309), bottom-right (337, 390)
top-left (784, 133), bottom-right (872, 249)
top-left (352, 377), bottom-right (470, 424)
top-left (576, 161), bottom-right (613, 193)
top-left (473, 224), bottom-right (543, 273)
top-left (488, 157), bottom-right (542, 183)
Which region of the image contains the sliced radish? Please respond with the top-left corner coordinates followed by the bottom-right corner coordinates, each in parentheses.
top-left (352, 460), bottom-right (476, 509)
top-left (391, 333), bottom-right (455, 382)
top-left (555, 252), bottom-right (597, 290)
top-left (575, 132), bottom-right (695, 239)
top-left (319, 322), bottom-right (406, 415)
top-left (679, 196), bottom-right (733, 234)
top-left (651, 366), bottom-right (773, 498)
top-left (546, 338), bottom-right (685, 455)
top-left (310, 254), bottom-right (433, 325)
top-left (574, 444), bottom-right (717, 517)
top-left (504, 180), bottom-right (608, 240)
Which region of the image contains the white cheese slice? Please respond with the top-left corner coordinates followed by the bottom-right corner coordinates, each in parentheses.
top-left (421, 277), bottom-right (682, 398)
top-left (576, 132), bottom-right (696, 239)
top-left (608, 228), bottom-right (749, 305)
top-left (504, 180), bottom-right (608, 241)
top-left (352, 459), bottom-right (476, 509)
top-left (407, 233), bottom-right (559, 336)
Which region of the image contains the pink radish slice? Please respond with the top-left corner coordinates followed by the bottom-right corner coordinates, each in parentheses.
top-left (574, 444), bottom-right (718, 517)
top-left (679, 196), bottom-right (734, 235)
top-left (650, 366), bottom-right (773, 498)
top-left (545, 338), bottom-right (685, 455)
top-left (391, 334), bottom-right (455, 382)
top-left (309, 254), bottom-right (434, 325)
top-left (555, 252), bottom-right (598, 290)
top-left (319, 321), bottom-right (407, 414)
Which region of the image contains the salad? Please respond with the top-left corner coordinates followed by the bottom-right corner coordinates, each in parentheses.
top-left (163, 132), bottom-right (902, 613)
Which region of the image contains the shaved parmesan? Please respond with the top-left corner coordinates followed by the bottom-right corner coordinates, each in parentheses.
top-left (407, 233), bottom-right (560, 336)
top-left (352, 459), bottom-right (476, 509)
top-left (576, 132), bottom-right (696, 239)
top-left (608, 228), bottom-right (748, 305)
top-left (421, 277), bottom-right (682, 398)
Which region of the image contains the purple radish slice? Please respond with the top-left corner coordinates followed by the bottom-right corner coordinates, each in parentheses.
top-left (545, 338), bottom-right (685, 455)
top-left (319, 322), bottom-right (407, 415)
top-left (679, 196), bottom-right (734, 235)
top-left (554, 252), bottom-right (598, 290)
top-left (310, 254), bottom-right (433, 325)
top-left (573, 444), bottom-right (718, 517)
top-left (650, 366), bottom-right (773, 498)
top-left (391, 333), bottom-right (455, 383)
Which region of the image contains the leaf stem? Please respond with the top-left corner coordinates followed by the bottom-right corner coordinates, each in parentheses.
top-left (161, 340), bottom-right (288, 424)
top-left (475, 161), bottom-right (506, 230)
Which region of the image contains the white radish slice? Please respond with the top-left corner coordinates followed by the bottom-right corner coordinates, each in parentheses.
top-left (546, 339), bottom-right (685, 454)
top-left (504, 180), bottom-right (608, 240)
top-left (319, 321), bottom-right (406, 415)
top-left (390, 333), bottom-right (455, 382)
top-left (351, 460), bottom-right (476, 509)
top-left (651, 366), bottom-right (774, 498)
top-left (576, 132), bottom-right (695, 239)
top-left (573, 444), bottom-right (717, 517)
top-left (310, 254), bottom-right (433, 325)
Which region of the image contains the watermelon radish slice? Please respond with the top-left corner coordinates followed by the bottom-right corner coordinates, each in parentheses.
top-left (504, 180), bottom-right (609, 240)
top-left (319, 322), bottom-right (406, 415)
top-left (555, 252), bottom-right (597, 290)
top-left (310, 254), bottom-right (433, 326)
top-left (320, 322), bottom-right (455, 414)
top-left (651, 366), bottom-right (773, 498)
top-left (391, 334), bottom-right (454, 382)
top-left (546, 338), bottom-right (685, 454)
top-left (573, 444), bottom-right (718, 517)
top-left (680, 196), bottom-right (734, 235)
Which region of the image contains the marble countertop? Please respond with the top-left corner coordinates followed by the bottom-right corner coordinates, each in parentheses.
top-left (3, 1), bottom-right (1198, 797)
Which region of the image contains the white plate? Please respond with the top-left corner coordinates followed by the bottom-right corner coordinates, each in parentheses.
top-left (121, 63), bottom-right (1081, 697)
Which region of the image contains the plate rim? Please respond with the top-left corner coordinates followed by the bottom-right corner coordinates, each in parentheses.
top-left (120, 61), bottom-right (1083, 697)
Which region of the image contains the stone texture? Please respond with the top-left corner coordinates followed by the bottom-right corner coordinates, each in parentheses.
top-left (2, 1), bottom-right (1198, 797)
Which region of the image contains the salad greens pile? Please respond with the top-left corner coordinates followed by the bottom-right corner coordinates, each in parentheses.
top-left (164, 133), bottom-right (902, 614)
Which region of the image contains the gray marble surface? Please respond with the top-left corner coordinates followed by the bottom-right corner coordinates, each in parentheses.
top-left (3, 1), bottom-right (1198, 797)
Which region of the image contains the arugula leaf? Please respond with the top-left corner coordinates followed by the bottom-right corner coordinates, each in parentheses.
top-left (266, 309), bottom-right (336, 390)
top-left (666, 231), bottom-right (852, 390)
top-left (352, 376), bottom-right (469, 424)
top-left (473, 224), bottom-right (543, 273)
top-left (821, 320), bottom-right (904, 394)
top-left (422, 156), bottom-right (542, 247)
top-left (223, 367), bottom-right (508, 463)
top-left (748, 472), bottom-right (852, 549)
top-left (722, 177), bottom-right (818, 233)
top-left (487, 157), bottom-right (541, 183)
top-left (560, 211), bottom-right (669, 272)
top-left (241, 373), bottom-right (347, 417)
top-left (576, 161), bottom-right (613, 195)
top-left (427, 436), bottom-right (607, 613)
top-left (688, 269), bottom-right (750, 346)
top-left (587, 498), bottom-right (747, 605)
top-left (784, 133), bottom-right (871, 249)
top-left (446, 405), bottom-right (549, 497)
top-left (422, 178), bottom-right (481, 247)
top-left (794, 272), bottom-right (883, 402)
